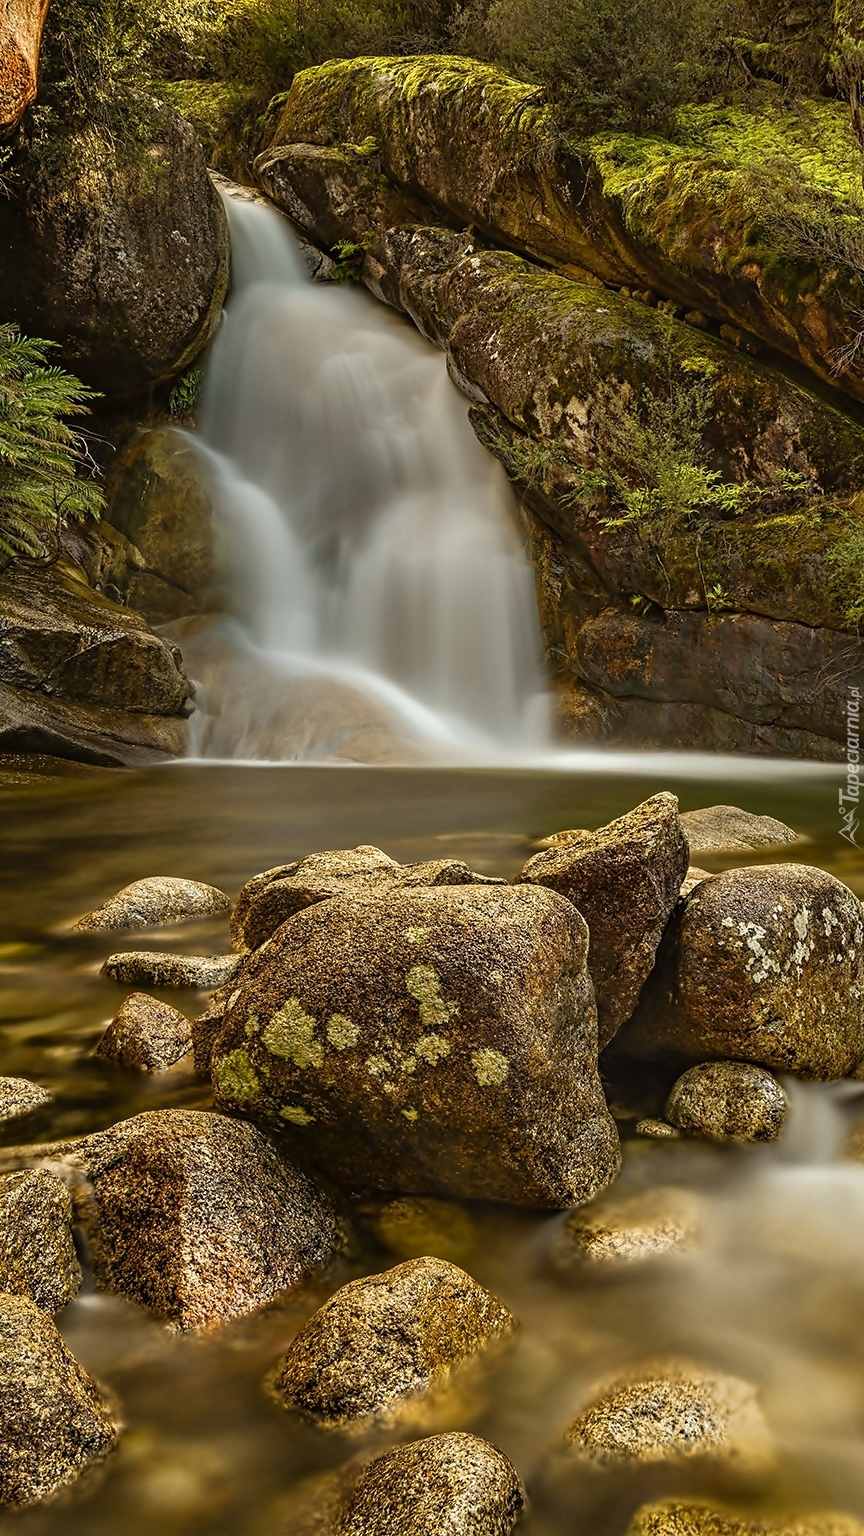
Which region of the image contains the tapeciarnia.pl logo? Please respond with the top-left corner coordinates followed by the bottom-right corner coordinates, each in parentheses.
top-left (840, 686), bottom-right (861, 846)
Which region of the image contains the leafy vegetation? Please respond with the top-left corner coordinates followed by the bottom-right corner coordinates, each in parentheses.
top-left (0, 326), bottom-right (102, 562)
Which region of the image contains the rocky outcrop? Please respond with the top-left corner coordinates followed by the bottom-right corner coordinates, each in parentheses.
top-left (0, 1076), bottom-right (51, 1122)
top-left (211, 883), bottom-right (620, 1207)
top-left (617, 864), bottom-right (864, 1078)
top-left (1, 100), bottom-right (229, 398)
top-left (0, 1169), bottom-right (82, 1311)
top-left (0, 555), bottom-right (192, 765)
top-left (519, 793), bottom-right (689, 1047)
top-left (627, 1504), bottom-right (864, 1536)
top-left (0, 0), bottom-right (50, 131)
top-left (566, 1362), bottom-right (771, 1468)
top-left (556, 1185), bottom-right (701, 1265)
top-left (679, 805), bottom-right (800, 854)
top-left (266, 56), bottom-right (864, 403)
top-left (0, 1293), bottom-right (119, 1505)
top-left (94, 993), bottom-right (192, 1072)
top-left (74, 875), bottom-right (231, 931)
top-left (275, 1256), bottom-right (515, 1428)
top-left (101, 951), bottom-right (239, 988)
top-left (665, 1062), bottom-right (788, 1142)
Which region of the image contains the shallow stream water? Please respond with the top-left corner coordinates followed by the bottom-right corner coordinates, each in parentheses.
top-left (0, 757), bottom-right (862, 1536)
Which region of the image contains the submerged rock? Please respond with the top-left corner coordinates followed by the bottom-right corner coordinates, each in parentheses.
top-left (335, 1433), bottom-right (524, 1535)
top-left (0, 1293), bottom-right (119, 1505)
top-left (679, 806), bottom-right (800, 855)
top-left (211, 883), bottom-right (620, 1207)
top-left (635, 1119), bottom-right (682, 1140)
top-left (558, 1185), bottom-right (700, 1265)
top-left (0, 1076), bottom-right (52, 1123)
top-left (230, 846), bottom-right (501, 953)
top-left (618, 865), bottom-right (864, 1079)
top-left (74, 876), bottom-right (230, 932)
top-left (0, 1170), bottom-right (82, 1312)
top-left (566, 1362), bottom-right (770, 1468)
top-left (275, 1256), bottom-right (515, 1429)
top-left (94, 993), bottom-right (192, 1072)
top-left (627, 1501), bottom-right (864, 1536)
top-left (33, 1110), bottom-right (340, 1330)
top-left (363, 1196), bottom-right (475, 1262)
top-left (666, 1063), bottom-right (787, 1143)
top-left (101, 951), bottom-right (239, 989)
top-left (519, 793), bottom-right (690, 1047)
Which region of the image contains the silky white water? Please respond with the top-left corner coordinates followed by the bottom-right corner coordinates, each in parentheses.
top-left (184, 197), bottom-right (551, 763)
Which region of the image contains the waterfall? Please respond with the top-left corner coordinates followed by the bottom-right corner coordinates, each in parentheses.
top-left (183, 196), bottom-right (552, 763)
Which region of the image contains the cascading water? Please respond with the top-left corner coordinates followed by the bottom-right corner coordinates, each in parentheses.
top-left (183, 196), bottom-right (552, 763)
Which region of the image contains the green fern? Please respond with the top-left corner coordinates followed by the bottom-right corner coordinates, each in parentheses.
top-left (0, 324), bottom-right (103, 561)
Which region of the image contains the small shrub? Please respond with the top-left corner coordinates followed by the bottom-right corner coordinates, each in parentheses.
top-left (0, 325), bottom-right (102, 561)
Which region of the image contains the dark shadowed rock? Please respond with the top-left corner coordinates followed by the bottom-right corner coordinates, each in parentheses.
top-left (566, 1362), bottom-right (770, 1468)
top-left (211, 883), bottom-right (620, 1208)
top-left (618, 865), bottom-right (864, 1079)
top-left (0, 1170), bottom-right (82, 1311)
top-left (101, 951), bottom-right (239, 989)
top-left (520, 793), bottom-right (690, 1047)
top-left (336, 1433), bottom-right (524, 1535)
top-left (94, 993), bottom-right (192, 1072)
top-left (29, 1110), bottom-right (340, 1330)
top-left (666, 1063), bottom-right (787, 1143)
top-left (0, 1076), bottom-right (52, 1123)
top-left (0, 1293), bottom-right (119, 1505)
top-left (230, 846), bottom-right (501, 953)
top-left (557, 1184), bottom-right (701, 1265)
top-left (276, 1256), bottom-right (515, 1429)
top-left (74, 876), bottom-right (230, 932)
top-left (627, 1502), bottom-right (864, 1536)
top-left (679, 806), bottom-right (800, 855)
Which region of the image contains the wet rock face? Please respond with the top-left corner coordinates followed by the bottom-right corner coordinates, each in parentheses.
top-left (335, 1433), bottom-right (525, 1536)
top-left (618, 865), bottom-right (864, 1079)
top-left (0, 1170), bottom-right (82, 1312)
top-left (666, 1063), bottom-right (787, 1143)
top-left (101, 952), bottom-right (239, 989)
top-left (0, 1076), bottom-right (51, 1123)
top-left (230, 846), bottom-right (501, 953)
top-left (66, 1109), bottom-right (340, 1330)
top-left (566, 1363), bottom-right (770, 1468)
top-left (0, 104), bottom-right (229, 399)
top-left (558, 1185), bottom-right (700, 1265)
top-left (74, 876), bottom-right (230, 932)
top-left (276, 1256), bottom-right (515, 1429)
top-left (520, 793), bottom-right (690, 1047)
top-left (0, 1293), bottom-right (119, 1505)
top-left (94, 993), bottom-right (192, 1072)
top-left (211, 883), bottom-right (621, 1208)
top-left (679, 806), bottom-right (799, 855)
top-left (0, 0), bottom-right (50, 132)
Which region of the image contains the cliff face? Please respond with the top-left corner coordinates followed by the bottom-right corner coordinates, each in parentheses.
top-left (255, 55), bottom-right (864, 758)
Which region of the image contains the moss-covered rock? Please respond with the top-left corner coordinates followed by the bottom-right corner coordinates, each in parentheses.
top-left (267, 56), bottom-right (864, 401)
top-left (275, 1256), bottom-right (515, 1429)
top-left (618, 864), bottom-right (864, 1079)
top-left (211, 883), bottom-right (620, 1208)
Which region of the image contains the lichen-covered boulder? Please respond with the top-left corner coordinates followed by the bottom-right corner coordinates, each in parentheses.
top-left (618, 865), bottom-right (864, 1078)
top-left (0, 1076), bottom-right (51, 1123)
top-left (210, 884), bottom-right (621, 1207)
top-left (230, 846), bottom-right (501, 953)
top-left (94, 993), bottom-right (192, 1072)
top-left (336, 1433), bottom-right (524, 1536)
top-left (101, 951), bottom-right (239, 989)
top-left (275, 1256), bottom-right (515, 1429)
top-left (0, 1293), bottom-right (119, 1505)
top-left (666, 1063), bottom-right (787, 1143)
top-left (556, 1184), bottom-right (700, 1266)
top-left (566, 1362), bottom-right (770, 1468)
top-left (0, 1170), bottom-right (82, 1312)
top-left (34, 1110), bottom-right (340, 1330)
top-left (74, 876), bottom-right (230, 932)
top-left (520, 793), bottom-right (689, 1047)
top-left (627, 1502), bottom-right (864, 1536)
top-left (679, 806), bottom-right (800, 855)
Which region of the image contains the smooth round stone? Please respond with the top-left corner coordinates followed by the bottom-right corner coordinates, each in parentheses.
top-left (666, 1062), bottom-right (787, 1143)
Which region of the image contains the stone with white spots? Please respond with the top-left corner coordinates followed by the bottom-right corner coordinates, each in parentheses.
top-left (210, 884), bottom-right (620, 1207)
top-left (616, 865), bottom-right (864, 1079)
top-left (666, 1062), bottom-right (787, 1142)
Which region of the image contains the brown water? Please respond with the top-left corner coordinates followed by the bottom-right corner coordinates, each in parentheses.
top-left (1, 756), bottom-right (863, 1536)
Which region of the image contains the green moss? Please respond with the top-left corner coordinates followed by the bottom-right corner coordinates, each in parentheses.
top-left (214, 1048), bottom-right (259, 1103)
